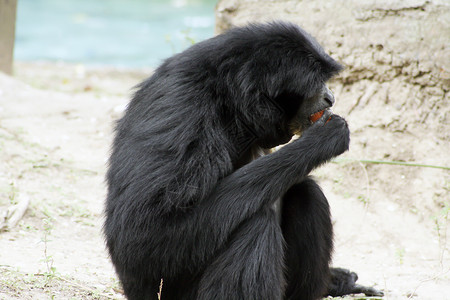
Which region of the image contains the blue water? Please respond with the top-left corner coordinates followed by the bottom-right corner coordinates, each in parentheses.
top-left (14, 0), bottom-right (216, 68)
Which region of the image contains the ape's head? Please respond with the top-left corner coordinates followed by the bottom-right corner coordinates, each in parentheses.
top-left (212, 22), bottom-right (343, 149)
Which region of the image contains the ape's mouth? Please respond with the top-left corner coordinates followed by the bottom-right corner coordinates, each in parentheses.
top-left (309, 108), bottom-right (331, 124)
top-left (290, 108), bottom-right (332, 136)
top-left (309, 110), bottom-right (325, 123)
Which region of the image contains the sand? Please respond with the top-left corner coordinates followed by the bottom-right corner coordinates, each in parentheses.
top-left (0, 62), bottom-right (448, 299)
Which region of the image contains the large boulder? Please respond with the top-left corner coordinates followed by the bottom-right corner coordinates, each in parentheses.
top-left (215, 0), bottom-right (449, 215)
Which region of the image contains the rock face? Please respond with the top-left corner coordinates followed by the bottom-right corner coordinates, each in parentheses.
top-left (215, 0), bottom-right (449, 216)
top-left (216, 0), bottom-right (449, 137)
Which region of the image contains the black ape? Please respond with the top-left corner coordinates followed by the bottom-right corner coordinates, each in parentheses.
top-left (104, 22), bottom-right (382, 300)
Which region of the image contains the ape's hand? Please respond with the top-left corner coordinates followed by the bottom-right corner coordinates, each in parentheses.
top-left (300, 112), bottom-right (350, 165)
top-left (318, 112), bottom-right (350, 157)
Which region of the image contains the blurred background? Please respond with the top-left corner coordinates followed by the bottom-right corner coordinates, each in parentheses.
top-left (0, 0), bottom-right (448, 299)
top-left (15, 0), bottom-right (216, 67)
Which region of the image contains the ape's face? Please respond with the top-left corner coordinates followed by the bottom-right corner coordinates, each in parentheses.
top-left (289, 85), bottom-right (336, 135)
top-left (256, 84), bottom-right (336, 149)
top-left (224, 23), bottom-right (343, 150)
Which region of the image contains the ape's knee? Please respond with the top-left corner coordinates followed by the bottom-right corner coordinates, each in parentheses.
top-left (283, 177), bottom-right (330, 219)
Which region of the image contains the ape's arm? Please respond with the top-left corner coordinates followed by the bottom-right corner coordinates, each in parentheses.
top-left (167, 114), bottom-right (350, 267)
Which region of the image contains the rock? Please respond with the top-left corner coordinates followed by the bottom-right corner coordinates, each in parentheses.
top-left (214, 0), bottom-right (450, 229)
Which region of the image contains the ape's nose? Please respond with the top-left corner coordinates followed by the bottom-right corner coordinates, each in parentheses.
top-left (324, 87), bottom-right (335, 107)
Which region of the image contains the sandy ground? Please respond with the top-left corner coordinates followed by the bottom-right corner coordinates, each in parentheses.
top-left (0, 62), bottom-right (448, 299)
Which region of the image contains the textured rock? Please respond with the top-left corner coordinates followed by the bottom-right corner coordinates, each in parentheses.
top-left (216, 0), bottom-right (449, 134)
top-left (215, 0), bottom-right (449, 217)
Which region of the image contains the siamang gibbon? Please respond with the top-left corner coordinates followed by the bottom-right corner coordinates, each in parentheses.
top-left (104, 22), bottom-right (383, 300)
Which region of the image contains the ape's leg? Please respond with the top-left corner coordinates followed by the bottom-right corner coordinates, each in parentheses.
top-left (281, 178), bottom-right (384, 299)
top-left (197, 208), bottom-right (285, 300)
top-left (281, 177), bottom-right (333, 300)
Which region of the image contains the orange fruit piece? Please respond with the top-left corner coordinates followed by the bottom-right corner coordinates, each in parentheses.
top-left (309, 110), bottom-right (324, 123)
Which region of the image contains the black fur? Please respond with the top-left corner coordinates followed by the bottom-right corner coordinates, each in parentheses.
top-left (104, 22), bottom-right (382, 300)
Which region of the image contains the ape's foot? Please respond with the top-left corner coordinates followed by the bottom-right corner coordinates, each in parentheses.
top-left (327, 268), bottom-right (384, 297)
